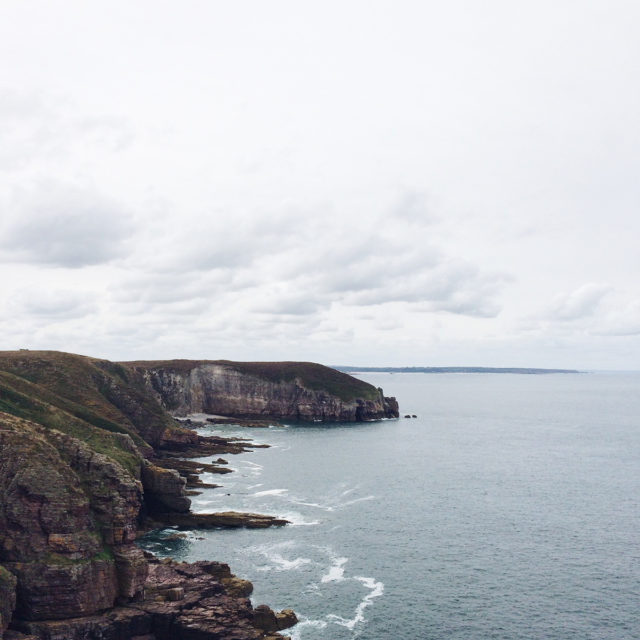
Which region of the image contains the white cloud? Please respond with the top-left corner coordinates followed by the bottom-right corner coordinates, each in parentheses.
top-left (0, 2), bottom-right (638, 368)
top-left (550, 283), bottom-right (612, 321)
top-left (0, 182), bottom-right (133, 267)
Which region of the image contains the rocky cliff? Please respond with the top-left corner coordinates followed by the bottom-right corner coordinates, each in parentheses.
top-left (0, 350), bottom-right (398, 639)
top-left (0, 351), bottom-right (304, 639)
top-left (123, 360), bottom-right (399, 421)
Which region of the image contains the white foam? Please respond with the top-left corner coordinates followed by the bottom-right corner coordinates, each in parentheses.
top-left (279, 511), bottom-right (320, 526)
top-left (320, 556), bottom-right (348, 583)
top-left (290, 499), bottom-right (334, 511)
top-left (289, 618), bottom-right (327, 640)
top-left (339, 495), bottom-right (375, 508)
top-left (267, 553), bottom-right (312, 571)
top-left (327, 576), bottom-right (384, 631)
top-left (247, 540), bottom-right (312, 571)
top-left (289, 492), bottom-right (375, 512)
top-left (252, 488), bottom-right (288, 497)
top-left (247, 483), bottom-right (263, 489)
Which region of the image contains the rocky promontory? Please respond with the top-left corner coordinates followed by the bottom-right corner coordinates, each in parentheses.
top-left (122, 359), bottom-right (399, 421)
top-left (0, 350), bottom-right (398, 639)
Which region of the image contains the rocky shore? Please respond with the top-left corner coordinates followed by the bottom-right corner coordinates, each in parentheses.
top-left (0, 350), bottom-right (399, 639)
top-left (7, 556), bottom-right (297, 640)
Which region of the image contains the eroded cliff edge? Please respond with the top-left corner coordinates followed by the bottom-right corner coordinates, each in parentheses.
top-left (122, 360), bottom-right (399, 421)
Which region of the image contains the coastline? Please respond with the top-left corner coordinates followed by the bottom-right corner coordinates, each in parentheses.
top-left (0, 351), bottom-right (398, 639)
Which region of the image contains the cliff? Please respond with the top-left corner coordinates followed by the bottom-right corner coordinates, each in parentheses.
top-left (0, 350), bottom-right (397, 639)
top-left (122, 359), bottom-right (399, 421)
top-left (0, 351), bottom-right (306, 639)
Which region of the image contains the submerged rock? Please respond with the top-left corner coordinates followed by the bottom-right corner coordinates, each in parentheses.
top-left (155, 511), bottom-right (290, 529)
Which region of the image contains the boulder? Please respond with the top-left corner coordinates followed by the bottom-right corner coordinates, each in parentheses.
top-left (141, 462), bottom-right (191, 513)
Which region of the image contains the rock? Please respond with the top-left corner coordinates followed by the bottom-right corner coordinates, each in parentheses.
top-left (0, 413), bottom-right (120, 620)
top-left (113, 545), bottom-right (148, 601)
top-left (275, 609), bottom-right (298, 630)
top-left (221, 576), bottom-right (254, 598)
top-left (252, 604), bottom-right (279, 632)
top-left (0, 565), bottom-right (17, 638)
top-left (141, 461), bottom-right (191, 513)
top-left (44, 429), bottom-right (143, 546)
top-left (11, 558), bottom-right (297, 639)
top-left (404, 414), bottom-right (411, 418)
top-left (125, 360), bottom-right (399, 422)
top-left (156, 511), bottom-right (290, 529)
top-left (0, 351), bottom-right (300, 639)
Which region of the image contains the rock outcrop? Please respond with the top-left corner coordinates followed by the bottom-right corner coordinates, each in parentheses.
top-left (0, 413), bottom-right (145, 622)
top-left (10, 557), bottom-right (296, 640)
top-left (124, 360), bottom-right (399, 422)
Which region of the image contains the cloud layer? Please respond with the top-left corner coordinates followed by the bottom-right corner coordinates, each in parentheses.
top-left (0, 1), bottom-right (639, 369)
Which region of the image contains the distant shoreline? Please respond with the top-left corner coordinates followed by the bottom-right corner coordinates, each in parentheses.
top-left (336, 366), bottom-right (581, 375)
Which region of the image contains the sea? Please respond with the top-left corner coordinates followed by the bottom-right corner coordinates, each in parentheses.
top-left (139, 372), bottom-right (640, 639)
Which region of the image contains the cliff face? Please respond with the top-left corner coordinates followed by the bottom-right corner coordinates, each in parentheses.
top-left (124, 360), bottom-right (399, 422)
top-left (0, 412), bottom-right (146, 622)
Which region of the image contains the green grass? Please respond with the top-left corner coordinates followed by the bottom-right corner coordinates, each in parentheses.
top-left (0, 350), bottom-right (176, 446)
top-left (44, 547), bottom-right (114, 566)
top-left (0, 373), bottom-right (141, 477)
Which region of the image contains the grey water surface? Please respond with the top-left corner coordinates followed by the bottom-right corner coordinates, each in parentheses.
top-left (139, 372), bottom-right (640, 639)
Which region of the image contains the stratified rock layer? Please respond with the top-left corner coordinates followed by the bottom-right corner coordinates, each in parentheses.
top-left (0, 413), bottom-right (144, 622)
top-left (12, 558), bottom-right (296, 640)
top-left (124, 360), bottom-right (399, 422)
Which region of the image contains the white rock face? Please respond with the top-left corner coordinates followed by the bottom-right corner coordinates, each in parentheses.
top-left (128, 362), bottom-right (399, 422)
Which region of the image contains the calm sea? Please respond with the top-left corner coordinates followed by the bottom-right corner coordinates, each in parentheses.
top-left (139, 372), bottom-right (640, 639)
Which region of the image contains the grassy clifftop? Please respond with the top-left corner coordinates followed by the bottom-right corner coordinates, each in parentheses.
top-left (122, 359), bottom-right (381, 403)
top-left (0, 350), bottom-right (184, 452)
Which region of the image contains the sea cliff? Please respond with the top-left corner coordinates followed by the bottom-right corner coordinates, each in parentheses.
top-left (123, 359), bottom-right (399, 422)
top-left (0, 350), bottom-right (397, 639)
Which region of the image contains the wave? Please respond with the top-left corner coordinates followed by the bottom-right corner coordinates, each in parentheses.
top-left (248, 540), bottom-right (315, 572)
top-left (279, 511), bottom-right (320, 526)
top-left (327, 576), bottom-right (385, 631)
top-left (252, 488), bottom-right (288, 497)
top-left (289, 494), bottom-right (375, 512)
top-left (289, 618), bottom-right (328, 640)
top-left (320, 556), bottom-right (348, 583)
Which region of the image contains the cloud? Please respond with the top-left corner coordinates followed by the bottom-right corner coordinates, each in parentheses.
top-left (0, 91), bottom-right (134, 171)
top-left (341, 258), bottom-right (507, 318)
top-left (550, 283), bottom-right (612, 321)
top-left (0, 182), bottom-right (133, 267)
top-left (590, 298), bottom-right (640, 337)
top-left (19, 289), bottom-right (98, 320)
top-left (388, 190), bottom-right (436, 225)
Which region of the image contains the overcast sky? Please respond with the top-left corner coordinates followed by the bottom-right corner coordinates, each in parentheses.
top-left (1, 1), bottom-right (639, 369)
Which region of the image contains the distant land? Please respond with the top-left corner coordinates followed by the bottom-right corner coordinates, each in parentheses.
top-left (336, 366), bottom-right (581, 374)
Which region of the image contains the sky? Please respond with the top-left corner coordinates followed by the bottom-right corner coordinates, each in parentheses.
top-left (1, 1), bottom-right (639, 369)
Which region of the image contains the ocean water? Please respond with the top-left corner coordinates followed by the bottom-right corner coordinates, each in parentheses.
top-left (139, 373), bottom-right (640, 639)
